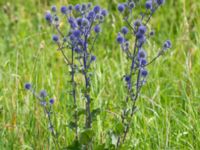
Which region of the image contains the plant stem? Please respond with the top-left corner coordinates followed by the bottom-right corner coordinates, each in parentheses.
top-left (83, 35), bottom-right (92, 128)
top-left (71, 47), bottom-right (78, 140)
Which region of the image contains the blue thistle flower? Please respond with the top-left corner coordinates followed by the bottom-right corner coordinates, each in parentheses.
top-left (81, 18), bottom-right (89, 27)
top-left (141, 69), bottom-right (148, 77)
top-left (73, 30), bottom-right (81, 38)
top-left (45, 12), bottom-right (52, 23)
top-left (87, 3), bottom-right (92, 8)
top-left (24, 83), bottom-right (31, 90)
top-left (74, 4), bottom-right (81, 12)
top-left (88, 11), bottom-right (95, 20)
top-left (163, 40), bottom-right (172, 49)
top-left (60, 6), bottom-right (67, 14)
top-left (145, 1), bottom-right (152, 9)
top-left (94, 25), bottom-right (101, 33)
top-left (156, 0), bottom-right (165, 5)
top-left (138, 49), bottom-right (147, 60)
top-left (49, 98), bottom-right (54, 105)
top-left (129, 2), bottom-right (135, 9)
top-left (118, 4), bottom-right (125, 12)
top-left (91, 55), bottom-right (96, 62)
top-left (138, 25), bottom-right (147, 34)
top-left (140, 59), bottom-right (147, 66)
top-left (117, 35), bottom-right (124, 44)
top-left (68, 5), bottom-right (73, 11)
top-left (134, 19), bottom-right (142, 27)
top-left (101, 9), bottom-right (108, 16)
top-left (54, 16), bottom-right (59, 22)
top-left (81, 4), bottom-right (87, 11)
top-left (51, 6), bottom-right (57, 12)
top-left (52, 35), bottom-right (59, 42)
top-left (150, 30), bottom-right (155, 36)
top-left (121, 26), bottom-right (129, 35)
top-left (40, 90), bottom-right (47, 98)
top-left (93, 5), bottom-right (101, 13)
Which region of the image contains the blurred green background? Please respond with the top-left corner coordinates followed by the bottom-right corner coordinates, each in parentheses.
top-left (0, 0), bottom-right (200, 149)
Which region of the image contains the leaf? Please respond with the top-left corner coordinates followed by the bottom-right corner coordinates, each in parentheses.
top-left (67, 121), bottom-right (77, 130)
top-left (111, 134), bottom-right (118, 146)
top-left (77, 108), bottom-right (85, 116)
top-left (113, 121), bottom-right (124, 135)
top-left (64, 140), bottom-right (81, 150)
top-left (79, 129), bottom-right (94, 145)
top-left (91, 108), bottom-right (101, 121)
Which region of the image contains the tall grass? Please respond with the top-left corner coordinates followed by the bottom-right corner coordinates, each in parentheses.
top-left (0, 0), bottom-right (200, 149)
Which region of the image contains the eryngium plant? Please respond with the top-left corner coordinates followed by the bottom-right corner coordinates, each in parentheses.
top-left (45, 3), bottom-right (107, 143)
top-left (116, 0), bottom-right (171, 147)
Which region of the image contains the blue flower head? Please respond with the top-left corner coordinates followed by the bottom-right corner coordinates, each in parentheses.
top-left (163, 40), bottom-right (172, 49)
top-left (74, 4), bottom-right (81, 12)
top-left (91, 55), bottom-right (96, 62)
top-left (40, 90), bottom-right (47, 98)
top-left (94, 25), bottom-right (101, 33)
top-left (81, 4), bottom-right (87, 11)
top-left (73, 30), bottom-right (81, 38)
top-left (68, 5), bottom-right (73, 11)
top-left (138, 49), bottom-right (147, 60)
top-left (145, 1), bottom-right (152, 9)
top-left (129, 2), bottom-right (135, 9)
top-left (24, 83), bottom-right (31, 90)
top-left (82, 18), bottom-right (89, 27)
top-left (141, 69), bottom-right (148, 77)
top-left (138, 25), bottom-right (146, 34)
top-left (52, 35), bottom-right (59, 42)
top-left (121, 26), bottom-right (129, 35)
top-left (51, 6), bottom-right (57, 12)
top-left (88, 11), bottom-right (95, 20)
top-left (118, 4), bottom-right (125, 12)
top-left (45, 12), bottom-right (52, 23)
top-left (101, 9), bottom-right (108, 16)
top-left (94, 5), bottom-right (101, 13)
top-left (156, 0), bottom-right (165, 5)
top-left (49, 98), bottom-right (54, 105)
top-left (117, 35), bottom-right (124, 44)
top-left (61, 6), bottom-right (67, 14)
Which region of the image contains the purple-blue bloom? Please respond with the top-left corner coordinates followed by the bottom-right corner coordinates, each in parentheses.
top-left (117, 35), bottom-right (124, 44)
top-left (156, 0), bottom-right (165, 5)
top-left (93, 5), bottom-right (101, 13)
top-left (52, 35), bottom-right (59, 42)
top-left (24, 83), bottom-right (31, 90)
top-left (49, 98), bottom-right (55, 105)
top-left (145, 1), bottom-right (152, 9)
top-left (40, 90), bottom-right (47, 98)
top-left (60, 6), bottom-right (67, 14)
top-left (121, 26), bottom-right (129, 35)
top-left (45, 12), bottom-right (52, 23)
top-left (51, 6), bottom-right (57, 12)
top-left (118, 4), bottom-right (125, 12)
top-left (74, 4), bottom-right (81, 12)
top-left (94, 25), bottom-right (101, 33)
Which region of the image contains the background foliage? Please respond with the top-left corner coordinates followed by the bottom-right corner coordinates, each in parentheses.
top-left (0, 0), bottom-right (200, 149)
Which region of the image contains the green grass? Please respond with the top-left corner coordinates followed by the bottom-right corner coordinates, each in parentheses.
top-left (0, 0), bottom-right (200, 149)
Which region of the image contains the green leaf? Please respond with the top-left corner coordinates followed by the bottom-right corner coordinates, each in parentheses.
top-left (77, 108), bottom-right (85, 116)
top-left (64, 140), bottom-right (81, 150)
top-left (67, 121), bottom-right (77, 130)
top-left (79, 129), bottom-right (94, 145)
top-left (91, 108), bottom-right (101, 121)
top-left (113, 121), bottom-right (124, 135)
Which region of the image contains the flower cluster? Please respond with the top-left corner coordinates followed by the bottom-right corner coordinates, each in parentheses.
top-left (24, 83), bottom-right (56, 136)
top-left (116, 0), bottom-right (171, 147)
top-left (44, 3), bottom-right (108, 140)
